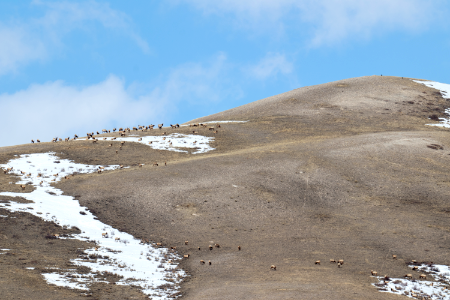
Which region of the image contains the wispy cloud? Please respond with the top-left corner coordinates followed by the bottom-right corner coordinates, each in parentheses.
top-left (245, 53), bottom-right (293, 80)
top-left (33, 0), bottom-right (150, 53)
top-left (177, 0), bottom-right (443, 46)
top-left (0, 23), bottom-right (46, 75)
top-left (0, 0), bottom-right (149, 76)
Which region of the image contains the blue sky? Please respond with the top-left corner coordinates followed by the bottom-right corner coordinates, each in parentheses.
top-left (0, 0), bottom-right (449, 147)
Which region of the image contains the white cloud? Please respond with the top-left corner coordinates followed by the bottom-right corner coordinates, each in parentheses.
top-left (245, 53), bottom-right (293, 80)
top-left (178, 0), bottom-right (443, 46)
top-left (0, 75), bottom-right (162, 146)
top-left (0, 1), bottom-right (149, 76)
top-left (0, 54), bottom-right (241, 147)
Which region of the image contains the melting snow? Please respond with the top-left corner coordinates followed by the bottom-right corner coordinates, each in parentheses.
top-left (201, 120), bottom-right (248, 124)
top-left (414, 80), bottom-right (450, 128)
top-left (373, 263), bottom-right (450, 299)
top-left (88, 133), bottom-right (214, 154)
top-left (0, 153), bottom-right (184, 299)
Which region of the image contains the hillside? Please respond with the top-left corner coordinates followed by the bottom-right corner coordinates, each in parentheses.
top-left (2, 75), bottom-right (450, 299)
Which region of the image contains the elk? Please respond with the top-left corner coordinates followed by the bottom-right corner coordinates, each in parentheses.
top-left (119, 128), bottom-right (123, 131)
top-left (115, 237), bottom-right (120, 241)
top-left (102, 232), bottom-right (108, 238)
top-left (112, 137), bottom-right (116, 140)
top-left (20, 185), bottom-right (26, 190)
top-left (164, 161), bottom-right (167, 166)
top-left (419, 274), bottom-right (427, 279)
top-left (138, 138), bottom-right (142, 141)
top-left (65, 138), bottom-right (69, 142)
top-left (330, 259), bottom-right (336, 263)
top-left (270, 265), bottom-right (276, 270)
top-left (116, 150), bottom-right (118, 154)
top-left (103, 138), bottom-right (107, 140)
top-left (37, 139), bottom-right (40, 143)
top-left (404, 274), bottom-right (412, 279)
top-left (153, 162), bottom-right (158, 166)
top-left (156, 242), bottom-right (162, 247)
top-left (183, 254), bottom-right (190, 259)
top-left (209, 127), bottom-right (214, 131)
top-left (200, 260), bottom-right (205, 264)
top-left (213, 130), bottom-right (218, 134)
top-left (109, 143), bottom-right (112, 147)
top-left (31, 139), bottom-right (34, 143)
top-left (138, 164), bottom-right (143, 168)
top-left (96, 131), bottom-right (100, 135)
top-left (113, 128), bottom-right (116, 132)
top-left (133, 127), bottom-right (138, 131)
top-left (238, 246), bottom-right (241, 251)
top-left (120, 165), bottom-right (124, 169)
top-left (315, 260), bottom-right (321, 265)
top-left (102, 129), bottom-right (108, 133)
top-left (158, 123), bottom-right (163, 130)
top-left (392, 255), bottom-right (397, 259)
top-left (121, 141), bottom-right (125, 145)
top-left (412, 266), bottom-right (418, 270)
top-left (337, 262), bottom-right (341, 268)
top-left (59, 138), bottom-right (62, 141)
top-left (92, 139), bottom-right (97, 144)
top-left (198, 247), bottom-right (201, 251)
top-left (371, 270), bottom-right (378, 276)
top-left (148, 141), bottom-right (152, 144)
top-left (209, 245), bottom-right (213, 251)
top-left (209, 261), bottom-right (211, 265)
top-left (185, 241), bottom-right (188, 245)
top-left (338, 259), bottom-right (344, 265)
top-left (215, 243), bottom-right (220, 248)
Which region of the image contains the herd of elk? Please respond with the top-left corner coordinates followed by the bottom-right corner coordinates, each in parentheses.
top-left (30, 120), bottom-right (223, 145)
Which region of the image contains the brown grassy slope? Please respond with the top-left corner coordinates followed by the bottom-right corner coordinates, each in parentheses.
top-left (2, 75), bottom-right (450, 299)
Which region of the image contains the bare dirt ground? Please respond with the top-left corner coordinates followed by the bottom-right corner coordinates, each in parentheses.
top-left (2, 75), bottom-right (450, 299)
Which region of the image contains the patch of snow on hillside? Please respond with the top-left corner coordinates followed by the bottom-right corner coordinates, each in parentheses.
top-left (202, 120), bottom-right (248, 124)
top-left (91, 133), bottom-right (214, 154)
top-left (373, 263), bottom-right (450, 299)
top-left (414, 80), bottom-right (450, 128)
top-left (0, 153), bottom-right (185, 299)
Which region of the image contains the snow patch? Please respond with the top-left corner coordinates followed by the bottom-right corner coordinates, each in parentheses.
top-left (414, 80), bottom-right (450, 128)
top-left (0, 153), bottom-right (185, 299)
top-left (373, 263), bottom-right (450, 299)
top-left (87, 133), bottom-right (214, 154)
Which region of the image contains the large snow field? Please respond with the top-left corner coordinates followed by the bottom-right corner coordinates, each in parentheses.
top-left (373, 263), bottom-right (450, 299)
top-left (0, 153), bottom-right (185, 299)
top-left (414, 80), bottom-right (450, 128)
